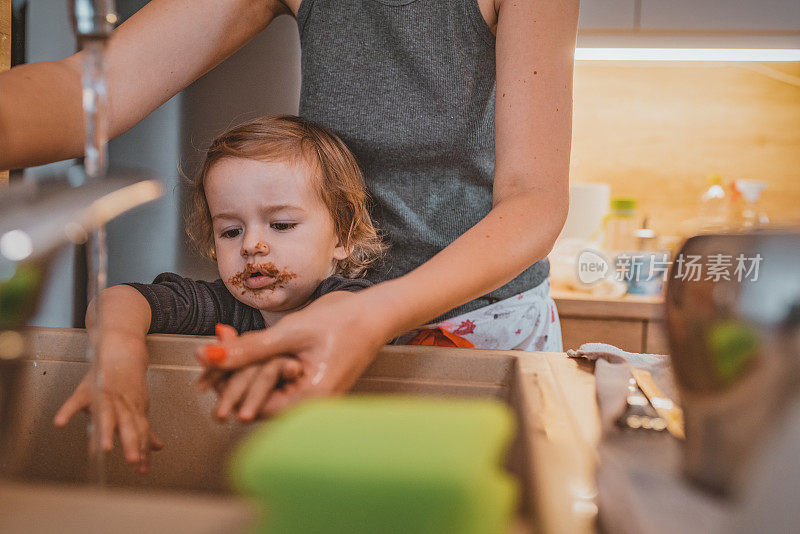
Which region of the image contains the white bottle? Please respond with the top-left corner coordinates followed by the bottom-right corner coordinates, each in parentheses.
top-left (697, 173), bottom-right (729, 231)
top-left (733, 180), bottom-right (769, 229)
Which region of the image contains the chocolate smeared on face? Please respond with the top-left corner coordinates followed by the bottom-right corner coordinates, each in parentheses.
top-left (228, 262), bottom-right (298, 293)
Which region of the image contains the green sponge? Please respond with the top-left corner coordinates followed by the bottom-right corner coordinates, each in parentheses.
top-left (231, 396), bottom-right (518, 534)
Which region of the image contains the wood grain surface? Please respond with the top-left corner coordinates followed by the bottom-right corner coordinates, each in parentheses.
top-left (571, 61), bottom-right (800, 238)
top-left (0, 0), bottom-right (8, 71)
top-left (1, 0), bottom-right (9, 185)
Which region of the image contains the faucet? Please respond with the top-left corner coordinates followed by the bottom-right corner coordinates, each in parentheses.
top-left (0, 173), bottom-right (163, 337)
top-left (69, 0), bottom-right (119, 181)
top-left (0, 175), bottom-right (162, 335)
top-left (70, 0), bottom-right (118, 42)
top-left (0, 0), bottom-right (123, 341)
top-left (0, 175), bottom-right (163, 457)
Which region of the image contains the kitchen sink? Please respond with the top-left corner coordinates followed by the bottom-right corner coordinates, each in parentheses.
top-left (0, 327), bottom-right (599, 534)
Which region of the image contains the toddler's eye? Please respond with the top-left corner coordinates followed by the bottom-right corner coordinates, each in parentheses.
top-left (220, 228), bottom-right (242, 239)
top-left (271, 222), bottom-right (297, 231)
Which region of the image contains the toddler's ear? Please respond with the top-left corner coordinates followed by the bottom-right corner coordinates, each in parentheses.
top-left (332, 243), bottom-right (352, 261)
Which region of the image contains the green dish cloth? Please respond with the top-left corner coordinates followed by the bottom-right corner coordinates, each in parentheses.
top-left (231, 395), bottom-right (518, 534)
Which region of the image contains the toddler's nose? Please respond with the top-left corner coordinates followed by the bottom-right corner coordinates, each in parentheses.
top-left (242, 240), bottom-right (269, 258)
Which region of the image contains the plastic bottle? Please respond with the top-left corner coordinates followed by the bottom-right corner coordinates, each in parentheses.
top-left (697, 173), bottom-right (729, 231)
top-left (634, 217), bottom-right (659, 252)
top-left (731, 180), bottom-right (769, 229)
top-left (602, 197), bottom-right (638, 255)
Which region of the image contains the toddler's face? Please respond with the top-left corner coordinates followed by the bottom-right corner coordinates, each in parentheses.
top-left (205, 157), bottom-right (349, 314)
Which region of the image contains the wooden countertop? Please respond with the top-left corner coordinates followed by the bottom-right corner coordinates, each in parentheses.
top-left (0, 481), bottom-right (256, 534)
top-left (515, 351), bottom-right (600, 534)
top-left (552, 289), bottom-right (666, 321)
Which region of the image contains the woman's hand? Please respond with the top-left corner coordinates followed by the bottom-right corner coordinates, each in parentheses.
top-left (53, 331), bottom-right (162, 474)
top-left (196, 290), bottom-right (391, 417)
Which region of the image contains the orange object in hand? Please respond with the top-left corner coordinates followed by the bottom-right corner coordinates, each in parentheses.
top-left (203, 344), bottom-right (228, 364)
top-left (407, 327), bottom-right (475, 349)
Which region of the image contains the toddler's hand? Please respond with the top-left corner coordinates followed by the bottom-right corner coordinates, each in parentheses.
top-left (197, 324), bottom-right (303, 422)
top-left (53, 334), bottom-right (162, 474)
top-left (203, 358), bottom-right (303, 422)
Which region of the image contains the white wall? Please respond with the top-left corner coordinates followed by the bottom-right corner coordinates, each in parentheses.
top-left (26, 0), bottom-right (182, 326)
top-left (177, 14), bottom-right (301, 280)
top-left (24, 0), bottom-right (79, 328)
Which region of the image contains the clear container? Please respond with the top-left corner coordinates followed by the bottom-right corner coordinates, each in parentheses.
top-left (602, 197), bottom-right (638, 255)
top-left (697, 173), bottom-right (729, 231)
top-left (731, 179), bottom-right (770, 229)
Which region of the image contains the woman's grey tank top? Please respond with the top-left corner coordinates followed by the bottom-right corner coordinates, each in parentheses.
top-left (297, 0), bottom-right (550, 320)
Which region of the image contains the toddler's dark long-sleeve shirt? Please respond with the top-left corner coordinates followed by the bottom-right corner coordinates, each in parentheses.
top-left (125, 273), bottom-right (372, 335)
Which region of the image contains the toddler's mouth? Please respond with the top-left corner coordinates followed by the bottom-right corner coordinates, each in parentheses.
top-left (229, 262), bottom-right (297, 293)
top-left (244, 267), bottom-right (275, 290)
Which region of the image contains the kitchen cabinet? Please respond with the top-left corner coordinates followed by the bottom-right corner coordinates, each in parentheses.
top-left (579, 0), bottom-right (800, 32)
top-left (639, 0), bottom-right (800, 32)
top-left (554, 290), bottom-right (670, 355)
top-left (577, 0), bottom-right (800, 48)
top-left (578, 0), bottom-right (636, 30)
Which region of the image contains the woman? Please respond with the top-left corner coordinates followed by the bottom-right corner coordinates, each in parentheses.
top-left (1, 0), bottom-right (576, 435)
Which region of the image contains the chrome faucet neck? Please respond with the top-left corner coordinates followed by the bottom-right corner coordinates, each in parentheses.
top-left (70, 0), bottom-right (118, 41)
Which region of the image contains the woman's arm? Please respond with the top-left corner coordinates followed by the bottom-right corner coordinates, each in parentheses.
top-left (0, 0), bottom-right (289, 170)
top-left (196, 0), bottom-right (578, 411)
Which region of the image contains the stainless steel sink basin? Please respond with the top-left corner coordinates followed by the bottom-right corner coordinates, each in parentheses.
top-left (0, 328), bottom-right (516, 492)
top-left (0, 327), bottom-right (598, 534)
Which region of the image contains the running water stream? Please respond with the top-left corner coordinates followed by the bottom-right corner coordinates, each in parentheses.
top-left (80, 40), bottom-right (109, 181)
top-left (79, 37), bottom-right (111, 486)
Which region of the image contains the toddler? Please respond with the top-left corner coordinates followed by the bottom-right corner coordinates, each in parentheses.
top-left (54, 115), bottom-right (386, 473)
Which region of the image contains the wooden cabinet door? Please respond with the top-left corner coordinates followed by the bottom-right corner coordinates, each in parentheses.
top-left (579, 0), bottom-right (637, 30)
top-left (640, 0), bottom-right (800, 32)
top-left (560, 317), bottom-right (645, 353)
top-left (644, 320), bottom-right (671, 355)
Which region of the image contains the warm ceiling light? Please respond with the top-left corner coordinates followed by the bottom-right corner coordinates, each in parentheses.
top-left (575, 48), bottom-right (800, 61)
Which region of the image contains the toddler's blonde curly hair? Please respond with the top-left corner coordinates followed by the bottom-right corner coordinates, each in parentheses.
top-left (185, 115), bottom-right (386, 278)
